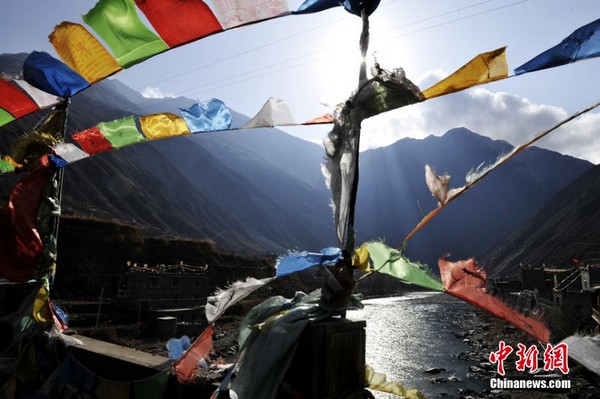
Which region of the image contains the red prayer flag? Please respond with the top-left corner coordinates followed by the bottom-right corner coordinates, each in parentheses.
top-left (173, 324), bottom-right (214, 382)
top-left (439, 256), bottom-right (550, 343)
top-left (72, 126), bottom-right (113, 155)
top-left (0, 156), bottom-right (54, 282)
top-left (135, 0), bottom-right (223, 48)
top-left (303, 113), bottom-right (334, 125)
top-left (0, 79), bottom-right (39, 118)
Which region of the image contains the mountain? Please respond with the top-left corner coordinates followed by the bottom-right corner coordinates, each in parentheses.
top-left (355, 128), bottom-right (592, 267)
top-left (0, 53), bottom-right (593, 268)
top-left (481, 164), bottom-right (600, 278)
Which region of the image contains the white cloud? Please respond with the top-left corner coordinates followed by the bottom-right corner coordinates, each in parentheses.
top-left (360, 76), bottom-right (600, 164)
top-left (140, 86), bottom-right (176, 99)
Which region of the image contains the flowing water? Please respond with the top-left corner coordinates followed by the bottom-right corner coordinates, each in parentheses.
top-left (348, 292), bottom-right (490, 398)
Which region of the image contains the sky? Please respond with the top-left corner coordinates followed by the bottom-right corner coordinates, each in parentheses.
top-left (2, 0), bottom-right (600, 163)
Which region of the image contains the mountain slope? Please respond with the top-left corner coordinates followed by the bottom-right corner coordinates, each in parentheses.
top-left (481, 164), bottom-right (600, 278)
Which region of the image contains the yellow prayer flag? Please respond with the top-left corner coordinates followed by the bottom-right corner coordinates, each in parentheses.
top-left (353, 243), bottom-right (370, 271)
top-left (423, 47), bottom-right (508, 99)
top-left (33, 286), bottom-right (51, 325)
top-left (140, 113), bottom-right (191, 140)
top-left (49, 22), bottom-right (121, 84)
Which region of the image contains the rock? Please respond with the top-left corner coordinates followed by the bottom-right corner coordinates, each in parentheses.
top-left (424, 367), bottom-right (445, 374)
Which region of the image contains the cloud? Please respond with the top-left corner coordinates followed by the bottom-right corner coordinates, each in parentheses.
top-left (140, 86), bottom-right (176, 99)
top-left (360, 73), bottom-right (599, 164)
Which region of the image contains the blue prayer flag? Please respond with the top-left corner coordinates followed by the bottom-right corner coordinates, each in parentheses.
top-left (23, 51), bottom-right (90, 98)
top-left (179, 99), bottom-right (232, 132)
top-left (294, 0), bottom-right (341, 14)
top-left (515, 18), bottom-right (600, 75)
top-left (276, 247), bottom-right (342, 277)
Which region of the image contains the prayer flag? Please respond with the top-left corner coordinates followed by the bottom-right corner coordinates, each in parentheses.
top-left (49, 22), bottom-right (122, 84)
top-left (352, 243), bottom-right (370, 271)
top-left (365, 365), bottom-right (425, 399)
top-left (13, 80), bottom-right (62, 109)
top-left (276, 247), bottom-right (342, 277)
top-left (294, 0), bottom-right (340, 14)
top-left (23, 51), bottom-right (90, 98)
top-left (140, 112), bottom-right (191, 140)
top-left (205, 277), bottom-right (276, 323)
top-left (0, 156), bottom-right (54, 282)
top-left (179, 99), bottom-right (232, 132)
top-left (438, 256), bottom-right (550, 343)
top-left (82, 0), bottom-right (169, 68)
top-left (423, 47), bottom-right (508, 99)
top-left (0, 158), bottom-right (15, 173)
top-left (72, 126), bottom-right (113, 155)
top-left (53, 142), bottom-right (89, 163)
top-left (97, 116), bottom-right (146, 148)
top-left (0, 108), bottom-right (15, 127)
top-left (0, 80), bottom-right (39, 118)
top-left (132, 368), bottom-right (170, 399)
top-left (241, 97), bottom-right (296, 129)
top-left (173, 324), bottom-right (214, 382)
top-left (211, 0), bottom-right (290, 30)
top-left (303, 113), bottom-right (334, 125)
top-left (516, 18), bottom-right (600, 75)
top-left (94, 376), bottom-right (130, 399)
top-left (135, 0), bottom-right (223, 48)
top-left (366, 241), bottom-right (444, 291)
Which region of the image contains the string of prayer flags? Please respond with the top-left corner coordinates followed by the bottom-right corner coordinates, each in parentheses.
top-left (82, 0), bottom-right (169, 69)
top-left (97, 116), bottom-right (147, 148)
top-left (52, 142), bottom-right (89, 163)
top-left (241, 97), bottom-right (296, 129)
top-left (179, 99), bottom-right (232, 132)
top-left (403, 101), bottom-right (600, 244)
top-left (422, 47), bottom-right (508, 99)
top-left (0, 80), bottom-right (39, 119)
top-left (23, 51), bottom-right (90, 98)
top-left (140, 113), bottom-right (191, 140)
top-left (72, 126), bottom-right (114, 155)
top-left (49, 22), bottom-right (122, 84)
top-left (438, 256), bottom-right (550, 343)
top-left (205, 276), bottom-right (276, 323)
top-left (172, 324), bottom-right (214, 382)
top-left (515, 18), bottom-right (600, 75)
top-left (211, 0), bottom-right (290, 30)
top-left (135, 0), bottom-right (223, 48)
top-left (365, 241), bottom-right (444, 291)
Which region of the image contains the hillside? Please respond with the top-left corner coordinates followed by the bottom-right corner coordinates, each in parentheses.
top-left (481, 164), bottom-right (600, 278)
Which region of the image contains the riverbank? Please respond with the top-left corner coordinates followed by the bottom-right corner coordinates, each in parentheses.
top-left (449, 304), bottom-right (599, 399)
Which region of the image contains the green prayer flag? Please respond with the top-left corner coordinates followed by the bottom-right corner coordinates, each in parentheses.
top-left (366, 241), bottom-right (444, 292)
top-left (82, 0), bottom-right (169, 68)
top-left (0, 158), bottom-right (15, 173)
top-left (97, 116), bottom-right (146, 148)
top-left (0, 108), bottom-right (15, 127)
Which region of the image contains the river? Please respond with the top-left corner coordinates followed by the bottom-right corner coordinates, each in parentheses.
top-left (347, 292), bottom-right (490, 398)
